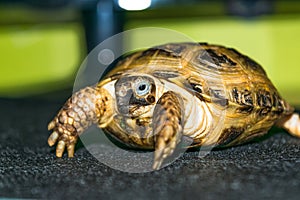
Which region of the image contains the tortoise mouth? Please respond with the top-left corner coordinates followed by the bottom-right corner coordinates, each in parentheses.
top-left (118, 105), bottom-right (139, 117)
top-left (118, 104), bottom-right (150, 118)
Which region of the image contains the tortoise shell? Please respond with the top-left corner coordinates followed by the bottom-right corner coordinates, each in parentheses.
top-left (101, 42), bottom-right (293, 147)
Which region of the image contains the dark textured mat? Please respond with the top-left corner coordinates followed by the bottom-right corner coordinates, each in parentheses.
top-left (1, 97), bottom-right (300, 199)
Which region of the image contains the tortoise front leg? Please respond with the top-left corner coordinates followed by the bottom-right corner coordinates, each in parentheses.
top-left (47, 86), bottom-right (113, 157)
top-left (152, 91), bottom-right (184, 170)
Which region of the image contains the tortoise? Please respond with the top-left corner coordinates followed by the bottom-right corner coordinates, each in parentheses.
top-left (47, 42), bottom-right (300, 170)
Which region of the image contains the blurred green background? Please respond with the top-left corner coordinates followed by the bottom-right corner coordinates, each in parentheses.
top-left (0, 0), bottom-right (300, 105)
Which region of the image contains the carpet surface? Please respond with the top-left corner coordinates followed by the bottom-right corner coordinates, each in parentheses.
top-left (1, 96), bottom-right (300, 199)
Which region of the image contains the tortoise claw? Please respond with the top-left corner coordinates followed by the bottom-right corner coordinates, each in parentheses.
top-left (48, 120), bottom-right (55, 131)
top-left (48, 131), bottom-right (59, 147)
top-left (56, 140), bottom-right (66, 157)
top-left (67, 143), bottom-right (75, 157)
top-left (152, 125), bottom-right (178, 170)
top-left (153, 152), bottom-right (163, 170)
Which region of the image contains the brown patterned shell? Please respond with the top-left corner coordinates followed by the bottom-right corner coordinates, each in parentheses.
top-left (102, 42), bottom-right (294, 146)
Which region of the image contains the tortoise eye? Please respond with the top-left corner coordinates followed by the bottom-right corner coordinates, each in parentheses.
top-left (135, 80), bottom-right (151, 96)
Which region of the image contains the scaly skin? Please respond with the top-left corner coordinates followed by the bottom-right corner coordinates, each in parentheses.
top-left (48, 86), bottom-right (113, 157)
top-left (277, 113), bottom-right (300, 138)
top-left (152, 91), bottom-right (183, 169)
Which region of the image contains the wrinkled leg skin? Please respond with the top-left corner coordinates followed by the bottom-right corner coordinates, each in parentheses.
top-left (47, 86), bottom-right (113, 158)
top-left (152, 91), bottom-right (184, 170)
top-left (277, 113), bottom-right (300, 138)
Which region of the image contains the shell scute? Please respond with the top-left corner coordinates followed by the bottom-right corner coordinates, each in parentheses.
top-left (217, 126), bottom-right (245, 146)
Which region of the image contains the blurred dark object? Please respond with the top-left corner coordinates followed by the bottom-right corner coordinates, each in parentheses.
top-left (81, 0), bottom-right (124, 52)
top-left (227, 0), bottom-right (274, 17)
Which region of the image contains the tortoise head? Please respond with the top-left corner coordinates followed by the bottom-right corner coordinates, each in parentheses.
top-left (114, 74), bottom-right (157, 117)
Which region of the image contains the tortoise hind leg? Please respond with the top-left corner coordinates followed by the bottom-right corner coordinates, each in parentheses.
top-left (152, 91), bottom-right (184, 170)
top-left (277, 113), bottom-right (300, 137)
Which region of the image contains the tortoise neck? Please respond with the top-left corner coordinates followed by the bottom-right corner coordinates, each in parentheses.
top-left (183, 97), bottom-right (213, 142)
